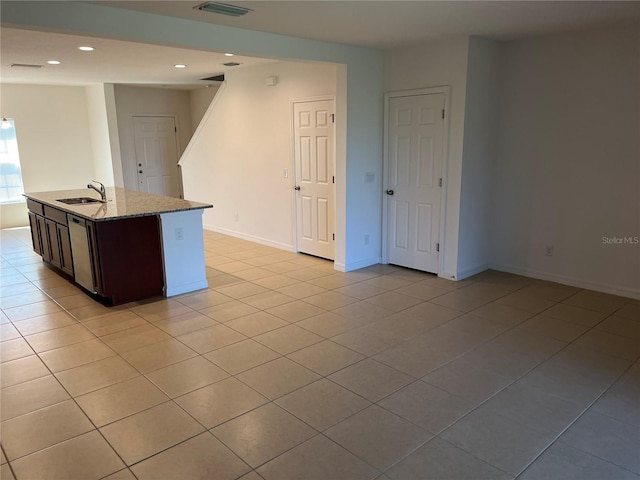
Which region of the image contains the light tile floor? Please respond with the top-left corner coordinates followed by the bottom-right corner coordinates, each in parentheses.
top-left (1, 227), bottom-right (638, 480)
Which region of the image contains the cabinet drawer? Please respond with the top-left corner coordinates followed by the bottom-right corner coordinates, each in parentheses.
top-left (26, 198), bottom-right (44, 216)
top-left (44, 205), bottom-right (68, 225)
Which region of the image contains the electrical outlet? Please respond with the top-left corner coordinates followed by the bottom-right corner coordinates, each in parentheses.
top-left (175, 228), bottom-right (183, 241)
top-left (284, 169), bottom-right (289, 178)
top-left (234, 212), bottom-right (239, 221)
top-left (364, 234), bottom-right (370, 245)
top-left (545, 245), bottom-right (554, 256)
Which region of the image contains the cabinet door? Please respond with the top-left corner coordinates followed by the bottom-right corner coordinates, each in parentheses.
top-left (36, 215), bottom-right (51, 261)
top-left (28, 212), bottom-right (43, 256)
top-left (45, 219), bottom-right (62, 269)
top-left (57, 224), bottom-right (73, 276)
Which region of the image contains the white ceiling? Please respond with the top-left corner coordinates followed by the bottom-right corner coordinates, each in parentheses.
top-left (0, 27), bottom-right (275, 89)
top-left (99, 0), bottom-right (640, 48)
top-left (1, 1), bottom-right (639, 88)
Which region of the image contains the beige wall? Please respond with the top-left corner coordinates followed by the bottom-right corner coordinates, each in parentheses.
top-left (492, 25), bottom-right (640, 297)
top-left (181, 61), bottom-right (337, 249)
top-left (0, 84), bottom-right (96, 228)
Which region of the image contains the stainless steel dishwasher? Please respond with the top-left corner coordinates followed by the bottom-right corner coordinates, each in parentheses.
top-left (67, 214), bottom-right (95, 292)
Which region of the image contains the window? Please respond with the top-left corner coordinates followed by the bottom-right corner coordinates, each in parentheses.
top-left (0, 118), bottom-right (25, 203)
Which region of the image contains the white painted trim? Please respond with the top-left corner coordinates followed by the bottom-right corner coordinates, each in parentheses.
top-left (166, 280), bottom-right (208, 297)
top-left (439, 271), bottom-right (458, 281)
top-left (457, 263), bottom-right (490, 280)
top-left (382, 86), bottom-right (451, 277)
top-left (335, 256), bottom-right (382, 273)
top-left (203, 224), bottom-right (296, 252)
top-left (491, 263), bottom-right (640, 300)
top-left (290, 95), bottom-right (337, 258)
top-left (179, 82), bottom-right (227, 167)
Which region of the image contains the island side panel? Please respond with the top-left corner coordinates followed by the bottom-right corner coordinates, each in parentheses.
top-left (159, 209), bottom-right (208, 297)
top-left (93, 215), bottom-right (164, 304)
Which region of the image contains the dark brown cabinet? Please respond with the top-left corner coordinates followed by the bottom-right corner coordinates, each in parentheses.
top-left (27, 198), bottom-right (164, 305)
top-left (88, 215), bottom-right (164, 304)
top-left (57, 223), bottom-right (73, 276)
top-left (27, 199), bottom-right (73, 277)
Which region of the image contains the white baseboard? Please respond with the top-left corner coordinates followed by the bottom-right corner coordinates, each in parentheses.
top-left (165, 280), bottom-right (209, 297)
top-left (456, 263), bottom-right (490, 281)
top-left (203, 224), bottom-right (296, 252)
top-left (335, 256), bottom-right (382, 272)
top-left (490, 263), bottom-right (640, 300)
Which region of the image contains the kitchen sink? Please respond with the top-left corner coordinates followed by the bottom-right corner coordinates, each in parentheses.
top-left (57, 197), bottom-right (105, 205)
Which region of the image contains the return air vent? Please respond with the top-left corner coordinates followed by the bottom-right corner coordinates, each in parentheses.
top-left (222, 62), bottom-right (241, 67)
top-left (195, 2), bottom-right (252, 17)
top-left (11, 63), bottom-right (43, 68)
top-left (201, 74), bottom-right (225, 82)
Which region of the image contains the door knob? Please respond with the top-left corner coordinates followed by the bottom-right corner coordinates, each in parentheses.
top-left (138, 163), bottom-right (142, 167)
top-left (294, 185), bottom-right (301, 191)
top-left (139, 170), bottom-right (143, 174)
top-left (386, 189), bottom-right (394, 195)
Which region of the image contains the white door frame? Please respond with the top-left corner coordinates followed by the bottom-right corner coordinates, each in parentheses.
top-left (381, 86), bottom-right (451, 276)
top-left (131, 114), bottom-right (184, 198)
top-left (290, 95), bottom-right (337, 257)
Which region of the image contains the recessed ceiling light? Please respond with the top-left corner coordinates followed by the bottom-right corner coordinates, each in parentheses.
top-left (195, 2), bottom-right (251, 17)
top-left (78, 46), bottom-right (94, 51)
top-left (225, 53), bottom-right (234, 57)
top-left (174, 64), bottom-right (187, 69)
top-left (47, 60), bottom-right (61, 65)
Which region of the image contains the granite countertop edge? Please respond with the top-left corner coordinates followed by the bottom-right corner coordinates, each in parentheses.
top-left (24, 187), bottom-right (212, 222)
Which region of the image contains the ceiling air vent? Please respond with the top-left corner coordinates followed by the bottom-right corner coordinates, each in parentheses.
top-left (195, 2), bottom-right (252, 17)
top-left (201, 74), bottom-right (225, 82)
top-left (11, 63), bottom-right (43, 68)
top-left (222, 62), bottom-right (241, 67)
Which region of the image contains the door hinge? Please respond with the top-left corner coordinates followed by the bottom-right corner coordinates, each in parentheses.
top-left (333, 233), bottom-right (335, 241)
top-left (174, 126), bottom-right (177, 133)
top-left (332, 176), bottom-right (335, 184)
top-left (439, 178), bottom-right (442, 187)
top-left (436, 242), bottom-right (440, 252)
top-left (441, 109), bottom-right (445, 119)
top-left (331, 113), bottom-right (335, 123)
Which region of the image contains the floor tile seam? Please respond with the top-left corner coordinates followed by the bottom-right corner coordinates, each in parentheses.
top-left (328, 417), bottom-right (434, 476)
top-left (371, 380), bottom-right (467, 436)
top-left (2, 453), bottom-right (18, 480)
top-left (559, 292), bottom-right (629, 315)
top-left (512, 361), bottom-right (639, 479)
top-left (385, 435), bottom-right (514, 479)
top-left (558, 317), bottom-right (640, 363)
top-left (252, 334), bottom-right (325, 357)
top-left (0, 393), bottom-right (72, 423)
top-left (2, 423), bottom-right (104, 465)
top-left (286, 431), bottom-right (386, 477)
top-left (420, 337), bottom-right (584, 457)
top-left (283, 338), bottom-right (366, 370)
top-left (371, 302), bottom-right (535, 379)
top-left (322, 359), bottom-right (420, 403)
top-left (140, 356), bottom-right (231, 390)
top-left (146, 327), bottom-right (238, 359)
top-left (209, 415), bottom-right (324, 471)
top-left (22, 329), bottom-right (103, 356)
top-left (107, 428), bottom-right (217, 471)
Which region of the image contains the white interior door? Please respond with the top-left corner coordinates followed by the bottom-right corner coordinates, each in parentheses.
top-left (387, 93), bottom-right (445, 273)
top-left (133, 116), bottom-right (182, 198)
top-left (293, 99), bottom-right (335, 260)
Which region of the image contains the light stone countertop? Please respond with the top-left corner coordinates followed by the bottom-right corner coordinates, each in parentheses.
top-left (24, 187), bottom-right (212, 222)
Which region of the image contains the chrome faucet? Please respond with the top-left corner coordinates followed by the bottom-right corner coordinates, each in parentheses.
top-left (87, 180), bottom-right (107, 202)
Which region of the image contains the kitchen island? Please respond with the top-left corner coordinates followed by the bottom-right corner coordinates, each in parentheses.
top-left (24, 187), bottom-right (212, 305)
